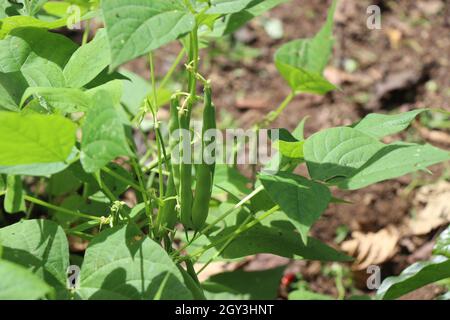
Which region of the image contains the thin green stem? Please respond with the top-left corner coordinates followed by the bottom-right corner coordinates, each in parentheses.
top-left (171, 186), bottom-right (264, 257)
top-left (190, 205), bottom-right (280, 263)
top-left (260, 91), bottom-right (295, 128)
top-left (23, 195), bottom-right (102, 221)
top-left (159, 48), bottom-right (186, 90)
top-left (82, 20), bottom-right (91, 45)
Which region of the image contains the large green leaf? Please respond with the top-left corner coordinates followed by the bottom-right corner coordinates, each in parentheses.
top-left (0, 260), bottom-right (54, 300)
top-left (0, 28), bottom-right (77, 87)
top-left (3, 175), bottom-right (26, 214)
top-left (337, 142), bottom-right (450, 190)
top-left (77, 224), bottom-right (192, 300)
top-left (259, 172), bottom-right (331, 243)
top-left (274, 0), bottom-right (337, 94)
top-left (353, 109), bottom-right (428, 139)
top-left (63, 29), bottom-right (111, 88)
top-left (80, 91), bottom-right (132, 172)
top-left (0, 15), bottom-right (69, 39)
top-left (202, 267), bottom-right (284, 300)
top-left (0, 112), bottom-right (77, 166)
top-left (102, 0), bottom-right (195, 68)
top-left (0, 148), bottom-right (78, 176)
top-left (303, 126), bottom-right (449, 189)
top-left (0, 220), bottom-right (70, 292)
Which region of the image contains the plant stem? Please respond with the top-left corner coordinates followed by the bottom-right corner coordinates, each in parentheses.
top-left (260, 91), bottom-right (295, 128)
top-left (190, 205), bottom-right (280, 263)
top-left (82, 20), bottom-right (91, 45)
top-left (23, 195), bottom-right (101, 221)
top-left (159, 47), bottom-right (186, 90)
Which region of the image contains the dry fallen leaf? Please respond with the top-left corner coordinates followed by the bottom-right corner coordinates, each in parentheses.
top-left (407, 181), bottom-right (450, 236)
top-left (341, 225), bottom-right (400, 270)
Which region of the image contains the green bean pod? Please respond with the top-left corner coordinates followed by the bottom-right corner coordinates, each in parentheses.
top-left (156, 97), bottom-right (180, 236)
top-left (179, 102), bottom-right (193, 229)
top-left (191, 84), bottom-right (216, 230)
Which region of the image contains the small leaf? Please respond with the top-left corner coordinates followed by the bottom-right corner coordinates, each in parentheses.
top-left (377, 256), bottom-right (450, 300)
top-left (433, 226), bottom-right (450, 258)
top-left (259, 172), bottom-right (331, 243)
top-left (206, 0), bottom-right (253, 14)
top-left (207, 0), bottom-right (288, 36)
top-left (20, 87), bottom-right (91, 113)
top-left (274, 0), bottom-right (337, 94)
top-left (353, 109), bottom-right (428, 139)
top-left (80, 91), bottom-right (132, 173)
top-left (289, 289), bottom-right (333, 300)
top-left (0, 112), bottom-right (77, 166)
top-left (102, 0), bottom-right (195, 68)
top-left (202, 267), bottom-right (285, 300)
top-left (77, 224), bottom-right (192, 299)
top-left (4, 175), bottom-right (26, 214)
top-left (63, 29), bottom-right (111, 88)
top-left (0, 260), bottom-right (54, 300)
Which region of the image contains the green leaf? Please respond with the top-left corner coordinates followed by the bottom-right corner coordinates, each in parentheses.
top-left (207, 211), bottom-right (351, 262)
top-left (80, 91), bottom-right (132, 173)
top-left (0, 28), bottom-right (77, 87)
top-left (304, 126), bottom-right (450, 190)
top-left (274, 0), bottom-right (337, 94)
top-left (0, 148), bottom-right (78, 176)
top-left (102, 0), bottom-right (195, 68)
top-left (120, 70), bottom-right (172, 115)
top-left (4, 175), bottom-right (26, 214)
top-left (0, 175), bottom-right (5, 192)
top-left (63, 29), bottom-right (111, 88)
top-left (304, 127), bottom-right (385, 182)
top-left (0, 15), bottom-right (69, 39)
top-left (377, 256), bottom-right (450, 300)
top-left (0, 72), bottom-right (28, 111)
top-left (20, 87), bottom-right (91, 112)
top-left (206, 0), bottom-right (253, 14)
top-left (17, 0), bottom-right (49, 16)
top-left (206, 0), bottom-right (288, 36)
top-left (259, 172), bottom-right (331, 243)
top-left (77, 224), bottom-right (192, 299)
top-left (353, 109), bottom-right (428, 139)
top-left (337, 143), bottom-right (450, 190)
top-left (0, 219), bottom-right (70, 292)
top-left (0, 260), bottom-right (54, 300)
top-left (288, 289), bottom-right (333, 300)
top-left (202, 267), bottom-right (284, 300)
top-left (0, 111), bottom-right (77, 166)
top-left (433, 226), bottom-right (450, 258)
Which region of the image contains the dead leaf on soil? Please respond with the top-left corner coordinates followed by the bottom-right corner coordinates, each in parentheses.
top-left (407, 181), bottom-right (450, 236)
top-left (341, 225), bottom-right (400, 270)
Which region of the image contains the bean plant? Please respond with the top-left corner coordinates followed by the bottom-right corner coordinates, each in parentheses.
top-left (0, 0), bottom-right (449, 300)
